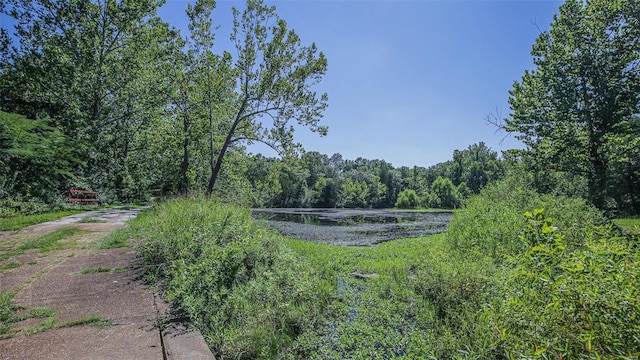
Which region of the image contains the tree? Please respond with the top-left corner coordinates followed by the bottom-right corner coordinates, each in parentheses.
top-left (504, 0), bottom-right (640, 210)
top-left (0, 111), bottom-right (75, 201)
top-left (395, 189), bottom-right (419, 209)
top-left (1, 0), bottom-right (177, 200)
top-left (426, 176), bottom-right (460, 209)
top-left (205, 0), bottom-right (328, 196)
top-left (166, 0), bottom-right (236, 195)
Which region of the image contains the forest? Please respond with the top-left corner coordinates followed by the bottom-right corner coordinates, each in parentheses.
top-left (1, 0), bottom-right (640, 358)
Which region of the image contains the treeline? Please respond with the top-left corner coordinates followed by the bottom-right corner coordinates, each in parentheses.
top-left (245, 142), bottom-right (504, 209)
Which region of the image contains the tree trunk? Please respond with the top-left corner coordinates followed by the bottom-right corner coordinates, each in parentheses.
top-left (205, 99), bottom-right (247, 198)
top-left (179, 116), bottom-right (189, 196)
top-left (588, 140), bottom-right (607, 210)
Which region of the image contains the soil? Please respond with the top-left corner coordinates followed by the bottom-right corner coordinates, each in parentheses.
top-left (252, 208), bottom-right (452, 246)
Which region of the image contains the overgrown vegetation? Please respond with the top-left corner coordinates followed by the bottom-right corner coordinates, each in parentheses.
top-left (0, 227), bottom-right (87, 262)
top-left (0, 210), bottom-right (84, 231)
top-left (97, 229), bottom-right (131, 249)
top-left (134, 199), bottom-right (334, 359)
top-left (135, 187), bottom-right (639, 358)
top-left (0, 291), bottom-right (111, 339)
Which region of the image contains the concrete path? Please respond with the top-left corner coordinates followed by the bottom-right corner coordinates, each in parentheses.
top-left (0, 207), bottom-right (214, 360)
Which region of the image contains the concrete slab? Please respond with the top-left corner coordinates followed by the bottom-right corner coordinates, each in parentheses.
top-left (0, 321), bottom-right (162, 360)
top-left (0, 208), bottom-right (216, 360)
top-left (163, 323), bottom-right (215, 360)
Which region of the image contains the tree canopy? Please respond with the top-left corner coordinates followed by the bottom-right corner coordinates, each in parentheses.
top-left (504, 0), bottom-right (640, 212)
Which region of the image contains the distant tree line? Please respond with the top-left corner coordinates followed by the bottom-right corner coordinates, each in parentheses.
top-left (245, 142), bottom-right (505, 209)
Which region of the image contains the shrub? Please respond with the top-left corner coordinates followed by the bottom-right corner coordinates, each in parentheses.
top-left (395, 189), bottom-right (419, 209)
top-left (499, 209), bottom-right (640, 358)
top-left (447, 175), bottom-right (605, 259)
top-left (133, 199), bottom-right (333, 359)
top-left (424, 177), bottom-right (460, 209)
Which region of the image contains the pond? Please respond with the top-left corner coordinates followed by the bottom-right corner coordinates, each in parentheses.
top-left (251, 208), bottom-right (452, 246)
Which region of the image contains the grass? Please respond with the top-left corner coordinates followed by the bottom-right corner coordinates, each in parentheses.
top-left (134, 195), bottom-right (640, 359)
top-left (97, 228), bottom-right (130, 249)
top-left (18, 228), bottom-right (85, 253)
top-left (134, 199), bottom-right (496, 359)
top-left (0, 290), bottom-right (112, 339)
top-left (0, 210), bottom-right (85, 231)
top-left (76, 266), bottom-right (128, 274)
top-left (58, 314), bottom-right (113, 329)
top-left (78, 217), bottom-right (106, 223)
top-left (0, 227), bottom-right (87, 262)
top-left (0, 261), bottom-right (21, 271)
top-left (614, 217), bottom-right (640, 235)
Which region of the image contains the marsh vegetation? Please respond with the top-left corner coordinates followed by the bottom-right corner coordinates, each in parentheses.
top-left (133, 179), bottom-right (640, 358)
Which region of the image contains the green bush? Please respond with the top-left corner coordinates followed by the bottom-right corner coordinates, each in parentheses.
top-left (499, 209), bottom-right (640, 358)
top-left (0, 199), bottom-right (50, 217)
top-left (424, 176), bottom-right (461, 209)
top-left (133, 199), bottom-right (333, 359)
top-left (447, 175), bottom-right (605, 259)
top-left (394, 189), bottom-right (419, 209)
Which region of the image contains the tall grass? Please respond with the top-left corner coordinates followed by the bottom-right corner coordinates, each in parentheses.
top-left (133, 190), bottom-right (639, 359)
top-left (133, 199), bottom-right (502, 358)
top-left (133, 199), bottom-right (334, 359)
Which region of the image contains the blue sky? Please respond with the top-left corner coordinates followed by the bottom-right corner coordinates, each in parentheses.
top-left (157, 0), bottom-right (562, 168)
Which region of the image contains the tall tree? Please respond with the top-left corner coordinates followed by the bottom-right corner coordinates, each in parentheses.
top-left (205, 0), bottom-right (328, 196)
top-left (504, 0), bottom-right (640, 209)
top-left (1, 0), bottom-right (177, 198)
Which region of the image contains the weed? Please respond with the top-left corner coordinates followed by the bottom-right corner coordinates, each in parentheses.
top-left (0, 291), bottom-right (58, 338)
top-left (97, 229), bottom-right (129, 249)
top-left (76, 266), bottom-right (127, 274)
top-left (59, 314), bottom-right (112, 329)
top-left (78, 217), bottom-right (106, 223)
top-left (0, 261), bottom-right (21, 271)
top-left (29, 307), bottom-right (56, 318)
top-left (22, 317), bottom-right (57, 336)
top-left (0, 228), bottom-right (87, 262)
top-left (0, 210), bottom-right (84, 231)
top-left (18, 228), bottom-right (85, 253)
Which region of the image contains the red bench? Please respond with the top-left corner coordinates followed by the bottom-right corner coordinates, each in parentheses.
top-left (68, 189), bottom-right (100, 205)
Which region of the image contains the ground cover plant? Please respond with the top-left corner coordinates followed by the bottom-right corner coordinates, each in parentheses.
top-left (135, 189), bottom-right (639, 359)
top-left (0, 227), bottom-right (87, 263)
top-left (0, 210), bottom-right (84, 231)
top-left (0, 290), bottom-right (111, 339)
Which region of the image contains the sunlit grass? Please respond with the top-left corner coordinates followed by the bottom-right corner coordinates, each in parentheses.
top-left (0, 228), bottom-right (87, 262)
top-left (97, 228), bottom-right (130, 249)
top-left (0, 210), bottom-right (84, 231)
top-left (614, 217), bottom-right (640, 235)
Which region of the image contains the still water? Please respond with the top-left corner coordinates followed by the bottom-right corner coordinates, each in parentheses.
top-left (251, 208), bottom-right (452, 246)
